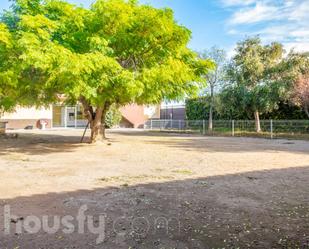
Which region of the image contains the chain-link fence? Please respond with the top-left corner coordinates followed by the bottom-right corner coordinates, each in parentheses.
top-left (144, 119), bottom-right (309, 140)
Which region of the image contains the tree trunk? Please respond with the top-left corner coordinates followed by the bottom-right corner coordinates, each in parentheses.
top-left (90, 107), bottom-right (105, 143)
top-left (208, 106), bottom-right (213, 131)
top-left (304, 104), bottom-right (309, 119)
top-left (208, 85), bottom-right (214, 131)
top-left (90, 103), bottom-right (111, 143)
top-left (80, 97), bottom-right (110, 144)
top-left (254, 110), bottom-right (261, 133)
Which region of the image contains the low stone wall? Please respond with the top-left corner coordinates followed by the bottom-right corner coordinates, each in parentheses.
top-left (1, 119), bottom-right (52, 130)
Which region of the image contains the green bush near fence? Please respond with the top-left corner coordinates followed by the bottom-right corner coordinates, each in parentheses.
top-left (185, 96), bottom-right (222, 120)
top-left (105, 105), bottom-right (122, 128)
top-left (145, 119), bottom-right (309, 141)
top-left (186, 96), bottom-right (309, 121)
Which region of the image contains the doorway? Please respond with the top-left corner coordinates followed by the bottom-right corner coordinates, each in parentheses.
top-left (52, 105), bottom-right (87, 128)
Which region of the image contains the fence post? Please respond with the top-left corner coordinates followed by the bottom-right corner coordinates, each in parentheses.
top-left (150, 119), bottom-right (153, 130)
top-left (232, 120), bottom-right (235, 137)
top-left (64, 106), bottom-right (67, 128)
top-left (203, 120), bottom-right (206, 135)
top-left (270, 119), bottom-right (273, 139)
top-left (74, 106), bottom-right (77, 128)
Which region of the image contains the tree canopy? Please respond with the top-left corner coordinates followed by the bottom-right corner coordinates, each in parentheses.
top-left (0, 0), bottom-right (213, 142)
top-left (0, 23), bottom-right (17, 115)
top-left (293, 71), bottom-right (309, 118)
top-left (223, 37), bottom-right (290, 131)
top-left (186, 47), bottom-right (309, 122)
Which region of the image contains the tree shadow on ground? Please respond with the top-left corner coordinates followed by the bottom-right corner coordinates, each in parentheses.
top-left (112, 130), bottom-right (309, 155)
top-left (111, 129), bottom-right (201, 138)
top-left (0, 166), bottom-right (308, 249)
top-left (1, 129), bottom-right (309, 156)
top-left (0, 132), bottom-right (91, 156)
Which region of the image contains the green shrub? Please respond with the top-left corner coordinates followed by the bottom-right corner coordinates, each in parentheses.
top-left (186, 96), bottom-right (221, 120)
top-left (186, 96), bottom-right (308, 121)
top-left (105, 105), bottom-right (122, 128)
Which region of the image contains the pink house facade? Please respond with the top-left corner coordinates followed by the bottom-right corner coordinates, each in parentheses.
top-left (120, 104), bottom-right (159, 128)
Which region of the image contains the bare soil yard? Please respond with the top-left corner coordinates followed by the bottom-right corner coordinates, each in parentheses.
top-left (0, 129), bottom-right (309, 248)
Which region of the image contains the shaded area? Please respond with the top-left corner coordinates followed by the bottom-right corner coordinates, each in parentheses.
top-left (0, 129), bottom-right (308, 157)
top-left (0, 166), bottom-right (308, 249)
top-left (0, 131), bottom-right (95, 156)
top-left (112, 130), bottom-right (309, 154)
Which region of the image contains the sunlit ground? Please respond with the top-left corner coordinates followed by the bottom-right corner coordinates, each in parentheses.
top-left (0, 129), bottom-right (308, 248)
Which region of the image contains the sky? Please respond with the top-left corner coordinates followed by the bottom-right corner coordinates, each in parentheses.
top-left (1, 0), bottom-right (309, 56)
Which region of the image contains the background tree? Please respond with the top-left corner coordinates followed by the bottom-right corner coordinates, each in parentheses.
top-left (285, 52), bottom-right (309, 118)
top-left (1, 0), bottom-right (212, 143)
top-left (186, 95), bottom-right (221, 121)
top-left (104, 104), bottom-right (122, 128)
top-left (293, 74), bottom-right (309, 118)
top-left (225, 37), bottom-right (286, 132)
top-left (199, 47), bottom-right (226, 130)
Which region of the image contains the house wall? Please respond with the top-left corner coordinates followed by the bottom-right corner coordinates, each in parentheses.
top-left (0, 104), bottom-right (159, 130)
top-left (144, 105), bottom-right (160, 119)
top-left (120, 104), bottom-right (147, 128)
top-left (119, 104), bottom-right (161, 128)
top-left (119, 117), bottom-right (134, 128)
top-left (1, 106), bottom-right (52, 129)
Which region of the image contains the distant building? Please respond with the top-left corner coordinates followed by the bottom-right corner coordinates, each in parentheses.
top-left (160, 104), bottom-right (186, 120)
top-left (120, 104), bottom-right (160, 128)
top-left (1, 104), bottom-right (160, 130)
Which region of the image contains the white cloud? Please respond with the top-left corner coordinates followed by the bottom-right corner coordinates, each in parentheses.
top-left (255, 24), bottom-right (293, 41)
top-left (226, 45), bottom-right (237, 58)
top-left (284, 42), bottom-right (309, 53)
top-left (221, 0), bottom-right (257, 7)
top-left (223, 0), bottom-right (309, 53)
top-left (229, 2), bottom-right (279, 25)
top-left (227, 29), bottom-right (238, 35)
top-left (289, 1), bottom-right (309, 22)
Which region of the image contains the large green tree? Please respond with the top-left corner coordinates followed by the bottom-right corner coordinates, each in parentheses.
top-left (0, 23), bottom-right (17, 115)
top-left (224, 37), bottom-right (288, 132)
top-left (1, 0), bottom-right (212, 142)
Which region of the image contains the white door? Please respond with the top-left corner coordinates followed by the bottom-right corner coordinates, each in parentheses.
top-left (66, 107), bottom-right (76, 127)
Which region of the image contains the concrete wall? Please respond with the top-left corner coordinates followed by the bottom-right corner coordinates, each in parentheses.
top-left (1, 106), bottom-right (52, 129)
top-left (2, 106), bottom-right (52, 120)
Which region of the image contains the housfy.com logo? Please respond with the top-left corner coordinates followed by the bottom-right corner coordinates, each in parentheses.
top-left (3, 205), bottom-right (105, 244)
top-left (2, 205), bottom-right (180, 244)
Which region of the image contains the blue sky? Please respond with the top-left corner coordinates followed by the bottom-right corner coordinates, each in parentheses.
top-left (1, 0), bottom-right (309, 55)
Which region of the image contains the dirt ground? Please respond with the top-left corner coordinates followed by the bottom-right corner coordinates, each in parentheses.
top-left (0, 129), bottom-right (308, 249)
